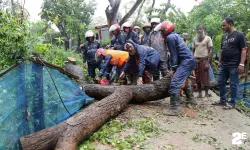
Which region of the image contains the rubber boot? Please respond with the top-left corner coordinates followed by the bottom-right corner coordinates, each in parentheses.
top-left (183, 85), bottom-right (197, 105)
top-left (161, 70), bottom-right (168, 77)
top-left (164, 93), bottom-right (181, 116)
top-left (153, 71), bottom-right (160, 81)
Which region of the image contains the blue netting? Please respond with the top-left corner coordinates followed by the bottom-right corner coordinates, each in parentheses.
top-left (0, 62), bottom-right (94, 150)
top-left (237, 82), bottom-right (250, 107)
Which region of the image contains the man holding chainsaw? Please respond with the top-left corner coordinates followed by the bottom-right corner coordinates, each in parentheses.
top-left (95, 48), bottom-right (129, 84)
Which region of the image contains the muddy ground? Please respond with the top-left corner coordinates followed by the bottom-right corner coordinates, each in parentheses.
top-left (81, 91), bottom-right (250, 150)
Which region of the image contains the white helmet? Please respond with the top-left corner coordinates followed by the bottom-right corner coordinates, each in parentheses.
top-left (122, 22), bottom-right (133, 31)
top-left (85, 30), bottom-right (94, 38)
top-left (109, 24), bottom-right (121, 33)
top-left (134, 26), bottom-right (140, 30)
top-left (150, 18), bottom-right (160, 24)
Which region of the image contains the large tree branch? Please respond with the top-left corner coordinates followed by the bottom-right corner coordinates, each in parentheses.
top-left (134, 0), bottom-right (146, 24)
top-left (164, 0), bottom-right (171, 12)
top-left (20, 87), bottom-right (133, 150)
top-left (83, 76), bottom-right (171, 102)
top-left (148, 0), bottom-right (155, 22)
top-left (105, 0), bottom-right (121, 26)
top-left (119, 0), bottom-right (143, 25)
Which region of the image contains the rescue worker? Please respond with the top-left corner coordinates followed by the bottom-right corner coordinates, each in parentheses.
top-left (122, 22), bottom-right (140, 44)
top-left (120, 40), bottom-right (160, 85)
top-left (141, 22), bottom-right (152, 46)
top-left (154, 20), bottom-right (196, 116)
top-left (80, 30), bottom-right (101, 79)
top-left (148, 18), bottom-right (169, 80)
top-left (106, 24), bottom-right (126, 50)
top-left (95, 48), bottom-right (129, 84)
top-left (134, 26), bottom-right (142, 43)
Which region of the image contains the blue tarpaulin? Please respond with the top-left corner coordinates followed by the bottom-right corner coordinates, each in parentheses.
top-left (0, 62), bottom-right (94, 150)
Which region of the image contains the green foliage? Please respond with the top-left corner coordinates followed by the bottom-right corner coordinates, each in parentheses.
top-left (41, 0), bottom-right (97, 49)
top-left (100, 38), bottom-right (111, 47)
top-left (78, 117), bottom-right (159, 150)
top-left (33, 44), bottom-right (83, 68)
top-left (0, 10), bottom-right (28, 71)
top-left (213, 34), bottom-right (223, 53)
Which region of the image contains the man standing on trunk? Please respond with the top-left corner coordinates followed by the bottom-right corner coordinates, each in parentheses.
top-left (213, 17), bottom-right (247, 109)
top-left (192, 24), bottom-right (213, 98)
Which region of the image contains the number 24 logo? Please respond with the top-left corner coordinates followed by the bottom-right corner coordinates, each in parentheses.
top-left (232, 132), bottom-right (247, 145)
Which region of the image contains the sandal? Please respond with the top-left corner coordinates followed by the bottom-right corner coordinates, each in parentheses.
top-left (212, 101), bottom-right (226, 106)
top-left (222, 103), bottom-right (235, 110)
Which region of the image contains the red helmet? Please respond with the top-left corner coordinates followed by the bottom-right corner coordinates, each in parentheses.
top-left (95, 48), bottom-right (106, 61)
top-left (122, 22), bottom-right (133, 31)
top-left (109, 24), bottom-right (121, 34)
top-left (154, 20), bottom-right (175, 36)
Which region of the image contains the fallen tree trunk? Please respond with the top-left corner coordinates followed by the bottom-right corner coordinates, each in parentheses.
top-left (20, 87), bottom-right (132, 150)
top-left (84, 76), bottom-right (171, 102)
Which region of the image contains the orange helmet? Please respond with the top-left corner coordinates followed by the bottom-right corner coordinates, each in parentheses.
top-left (154, 20), bottom-right (175, 36)
top-left (109, 24), bottom-right (121, 34)
top-left (95, 48), bottom-right (106, 61)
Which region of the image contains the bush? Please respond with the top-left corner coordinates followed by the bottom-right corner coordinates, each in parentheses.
top-left (0, 11), bottom-right (28, 71)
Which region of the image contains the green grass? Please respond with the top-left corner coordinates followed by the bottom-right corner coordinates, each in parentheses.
top-left (78, 117), bottom-right (159, 150)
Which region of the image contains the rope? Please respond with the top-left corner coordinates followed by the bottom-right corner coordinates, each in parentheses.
top-left (37, 57), bottom-right (72, 116)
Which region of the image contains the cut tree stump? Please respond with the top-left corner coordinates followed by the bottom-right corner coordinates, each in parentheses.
top-left (20, 87), bottom-right (132, 150)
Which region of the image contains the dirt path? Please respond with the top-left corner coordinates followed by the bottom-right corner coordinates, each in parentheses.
top-left (79, 91), bottom-right (250, 150)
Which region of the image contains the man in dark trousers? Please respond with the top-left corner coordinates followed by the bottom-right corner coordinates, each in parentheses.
top-left (154, 20), bottom-right (196, 116)
top-left (213, 17), bottom-right (247, 109)
top-left (148, 18), bottom-right (169, 80)
top-left (80, 30), bottom-right (101, 80)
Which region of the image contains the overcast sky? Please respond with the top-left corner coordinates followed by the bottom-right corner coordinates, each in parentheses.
top-left (25, 0), bottom-right (199, 21)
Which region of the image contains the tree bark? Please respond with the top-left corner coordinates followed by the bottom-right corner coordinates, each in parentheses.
top-left (134, 0), bottom-right (146, 24)
top-left (119, 0), bottom-right (144, 26)
top-left (148, 0), bottom-right (155, 22)
top-left (105, 0), bottom-right (121, 27)
top-left (83, 76), bottom-right (171, 102)
top-left (20, 87), bottom-right (133, 150)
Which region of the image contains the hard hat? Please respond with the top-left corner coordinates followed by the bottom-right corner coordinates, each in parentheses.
top-left (134, 26), bottom-right (140, 30)
top-left (183, 33), bottom-right (188, 36)
top-left (85, 30), bottom-right (94, 38)
top-left (95, 48), bottom-right (106, 61)
top-left (150, 18), bottom-right (160, 24)
top-left (122, 22), bottom-right (133, 31)
top-left (67, 57), bottom-right (76, 62)
top-left (154, 20), bottom-right (175, 36)
top-left (142, 22), bottom-right (152, 30)
top-left (109, 24), bottom-right (121, 34)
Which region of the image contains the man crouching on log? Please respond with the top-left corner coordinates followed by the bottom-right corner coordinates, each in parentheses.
top-left (119, 40), bottom-right (160, 85)
top-left (154, 21), bottom-right (197, 116)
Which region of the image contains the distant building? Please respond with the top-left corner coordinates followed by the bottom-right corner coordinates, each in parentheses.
top-left (95, 25), bottom-right (110, 41)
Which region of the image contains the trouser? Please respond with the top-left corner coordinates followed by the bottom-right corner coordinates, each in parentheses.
top-left (169, 59), bottom-right (196, 94)
top-left (218, 66), bottom-right (239, 105)
top-left (87, 62), bottom-right (100, 78)
top-left (153, 60), bottom-right (168, 80)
